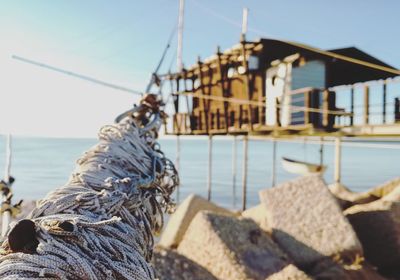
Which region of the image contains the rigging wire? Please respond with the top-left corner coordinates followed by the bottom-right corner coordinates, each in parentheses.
top-left (12, 55), bottom-right (143, 96)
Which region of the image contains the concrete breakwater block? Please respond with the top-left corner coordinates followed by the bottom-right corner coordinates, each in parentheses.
top-left (329, 177), bottom-right (400, 209)
top-left (241, 204), bottom-right (269, 232)
top-left (344, 198), bottom-right (400, 270)
top-left (310, 259), bottom-right (386, 280)
top-left (178, 211), bottom-right (291, 280)
top-left (259, 175), bottom-right (363, 268)
top-left (159, 194), bottom-right (233, 249)
top-left (152, 246), bottom-right (217, 280)
top-left (267, 264), bottom-right (312, 280)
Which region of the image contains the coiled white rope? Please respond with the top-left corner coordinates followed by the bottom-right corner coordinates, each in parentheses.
top-left (0, 100), bottom-right (178, 279)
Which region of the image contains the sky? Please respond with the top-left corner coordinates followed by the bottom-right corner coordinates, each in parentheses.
top-left (0, 0), bottom-right (399, 137)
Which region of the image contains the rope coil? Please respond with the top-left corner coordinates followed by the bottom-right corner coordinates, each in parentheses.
top-left (0, 95), bottom-right (179, 279)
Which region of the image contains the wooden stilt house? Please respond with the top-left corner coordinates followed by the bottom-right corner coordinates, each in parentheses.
top-left (165, 38), bottom-right (400, 136)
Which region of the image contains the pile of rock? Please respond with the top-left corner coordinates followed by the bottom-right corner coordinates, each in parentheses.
top-left (153, 176), bottom-right (400, 280)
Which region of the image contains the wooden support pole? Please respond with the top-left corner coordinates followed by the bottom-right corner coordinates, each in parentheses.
top-left (241, 136), bottom-right (248, 211)
top-left (271, 138), bottom-right (277, 187)
top-left (207, 135), bottom-right (213, 201)
top-left (304, 90), bottom-right (310, 125)
top-left (216, 46), bottom-right (229, 132)
top-left (241, 40), bottom-right (254, 131)
top-left (322, 90), bottom-right (329, 127)
top-left (364, 85), bottom-right (370, 125)
top-left (1, 134), bottom-right (12, 237)
top-left (175, 135), bottom-right (181, 203)
top-left (350, 86), bottom-right (354, 126)
top-left (334, 137), bottom-right (342, 184)
top-left (383, 81), bottom-right (387, 124)
top-left (319, 137), bottom-right (324, 166)
top-left (232, 136), bottom-right (237, 208)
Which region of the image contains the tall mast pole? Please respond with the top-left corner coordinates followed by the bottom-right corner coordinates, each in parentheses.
top-left (241, 7), bottom-right (249, 40)
top-left (177, 0), bottom-right (185, 72)
top-left (175, 0), bottom-right (185, 203)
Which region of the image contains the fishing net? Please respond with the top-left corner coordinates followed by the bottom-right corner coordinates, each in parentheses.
top-left (0, 95), bottom-right (179, 279)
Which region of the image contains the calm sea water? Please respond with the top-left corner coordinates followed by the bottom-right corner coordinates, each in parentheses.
top-left (0, 136), bottom-right (399, 210)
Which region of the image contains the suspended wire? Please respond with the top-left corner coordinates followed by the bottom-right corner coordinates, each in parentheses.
top-left (189, 1), bottom-right (400, 75)
top-left (12, 55), bottom-right (143, 96)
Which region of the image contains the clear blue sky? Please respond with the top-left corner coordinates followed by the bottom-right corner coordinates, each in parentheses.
top-left (0, 0), bottom-right (399, 137)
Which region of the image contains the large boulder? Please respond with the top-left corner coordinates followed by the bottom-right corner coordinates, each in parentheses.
top-left (267, 264), bottom-right (311, 280)
top-left (178, 211), bottom-right (290, 280)
top-left (259, 175), bottom-right (363, 269)
top-left (152, 246), bottom-right (217, 280)
top-left (344, 195), bottom-right (400, 271)
top-left (329, 177), bottom-right (400, 209)
top-left (310, 258), bottom-right (386, 280)
top-left (241, 204), bottom-right (269, 232)
top-left (159, 194), bottom-right (234, 249)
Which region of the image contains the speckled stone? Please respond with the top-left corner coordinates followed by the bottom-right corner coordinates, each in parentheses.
top-left (259, 175), bottom-right (363, 268)
top-left (329, 177), bottom-right (400, 209)
top-left (345, 196), bottom-right (400, 270)
top-left (159, 194), bottom-right (234, 249)
top-left (152, 246), bottom-right (217, 280)
top-left (241, 204), bottom-right (269, 232)
top-left (266, 264), bottom-right (311, 280)
top-left (178, 211), bottom-right (290, 280)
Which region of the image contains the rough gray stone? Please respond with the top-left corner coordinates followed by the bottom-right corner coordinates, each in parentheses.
top-left (152, 246), bottom-right (217, 280)
top-left (344, 197), bottom-right (400, 270)
top-left (241, 204), bottom-right (269, 232)
top-left (329, 177), bottom-right (400, 209)
top-left (159, 194), bottom-right (234, 249)
top-left (178, 211), bottom-right (290, 280)
top-left (266, 264), bottom-right (311, 280)
top-left (259, 175), bottom-right (363, 269)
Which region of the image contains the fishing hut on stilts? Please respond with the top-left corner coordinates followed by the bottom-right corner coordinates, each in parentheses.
top-left (162, 30), bottom-right (400, 210)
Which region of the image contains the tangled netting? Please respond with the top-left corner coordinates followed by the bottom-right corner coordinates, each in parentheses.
top-left (0, 99), bottom-right (179, 279)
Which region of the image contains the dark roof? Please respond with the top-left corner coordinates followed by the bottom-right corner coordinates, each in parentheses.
top-left (259, 38), bottom-right (399, 87)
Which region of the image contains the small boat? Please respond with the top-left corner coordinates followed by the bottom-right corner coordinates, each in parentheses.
top-left (281, 157), bottom-right (327, 175)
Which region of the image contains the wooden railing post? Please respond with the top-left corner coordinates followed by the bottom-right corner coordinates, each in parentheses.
top-left (364, 85), bottom-right (370, 125)
top-left (383, 81), bottom-right (387, 124)
top-left (350, 86), bottom-right (354, 126)
top-left (322, 90), bottom-right (329, 127)
top-left (304, 90), bottom-right (310, 125)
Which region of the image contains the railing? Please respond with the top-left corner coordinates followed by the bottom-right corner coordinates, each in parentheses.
top-left (170, 78), bottom-right (400, 136)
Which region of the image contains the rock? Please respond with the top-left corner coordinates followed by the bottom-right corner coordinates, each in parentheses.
top-left (259, 175), bottom-right (363, 269)
top-left (178, 211), bottom-right (290, 280)
top-left (152, 246), bottom-right (217, 280)
top-left (310, 258), bottom-right (386, 280)
top-left (241, 204), bottom-right (269, 232)
top-left (344, 198), bottom-right (400, 271)
top-left (159, 194), bottom-right (234, 249)
top-left (266, 264), bottom-right (311, 280)
top-left (329, 177), bottom-right (400, 209)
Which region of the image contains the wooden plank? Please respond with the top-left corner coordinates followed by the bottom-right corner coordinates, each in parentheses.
top-left (197, 58), bottom-right (210, 134)
top-left (241, 40), bottom-right (253, 131)
top-left (383, 81), bottom-right (387, 124)
top-left (364, 85), bottom-right (370, 125)
top-left (350, 86), bottom-right (354, 126)
top-left (322, 90), bottom-right (329, 127)
top-left (216, 46), bottom-right (229, 132)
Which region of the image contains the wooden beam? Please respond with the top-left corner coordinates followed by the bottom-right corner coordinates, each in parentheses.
top-left (383, 81), bottom-right (387, 124)
top-left (364, 85), bottom-right (370, 125)
top-left (350, 86), bottom-right (354, 126)
top-left (216, 46), bottom-right (229, 132)
top-left (322, 90), bottom-right (329, 127)
top-left (241, 40), bottom-right (253, 131)
top-left (197, 58), bottom-right (210, 133)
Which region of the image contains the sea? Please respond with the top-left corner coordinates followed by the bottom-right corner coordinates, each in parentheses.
top-left (0, 136), bottom-right (399, 210)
